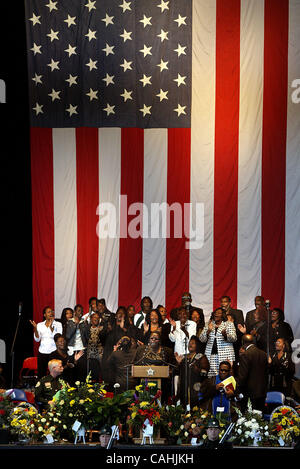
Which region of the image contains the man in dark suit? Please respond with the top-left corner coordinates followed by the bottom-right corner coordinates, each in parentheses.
top-left (236, 334), bottom-right (268, 413)
top-left (244, 296), bottom-right (266, 333)
top-left (181, 292), bottom-right (204, 325)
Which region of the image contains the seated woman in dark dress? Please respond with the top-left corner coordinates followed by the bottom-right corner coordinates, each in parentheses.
top-left (49, 334), bottom-right (83, 384)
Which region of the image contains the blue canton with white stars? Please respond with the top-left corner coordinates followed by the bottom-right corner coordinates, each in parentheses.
top-left (25, 0), bottom-right (192, 128)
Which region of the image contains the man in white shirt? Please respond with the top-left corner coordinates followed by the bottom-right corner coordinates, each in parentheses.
top-left (169, 306), bottom-right (197, 355)
top-left (30, 306), bottom-right (62, 378)
top-left (134, 296), bottom-right (153, 328)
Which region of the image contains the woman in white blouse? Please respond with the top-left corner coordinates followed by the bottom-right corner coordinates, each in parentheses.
top-left (30, 306), bottom-right (62, 378)
top-left (199, 308), bottom-right (237, 377)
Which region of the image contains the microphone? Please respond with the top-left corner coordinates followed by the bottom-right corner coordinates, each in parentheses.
top-left (265, 299), bottom-right (271, 309)
top-left (18, 302), bottom-right (23, 316)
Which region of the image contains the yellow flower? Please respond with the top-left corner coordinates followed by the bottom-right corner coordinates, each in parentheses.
top-left (68, 387), bottom-right (76, 392)
top-left (70, 400), bottom-right (75, 406)
top-left (88, 389), bottom-right (95, 393)
top-left (131, 412), bottom-right (137, 419)
top-left (148, 383), bottom-right (156, 387)
top-left (135, 385), bottom-right (143, 391)
top-left (140, 401), bottom-right (149, 408)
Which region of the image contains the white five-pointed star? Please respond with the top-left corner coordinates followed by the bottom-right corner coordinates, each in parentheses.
top-left (139, 44), bottom-right (152, 58)
top-left (102, 43), bottom-right (115, 56)
top-left (31, 43), bottom-right (42, 55)
top-left (64, 15), bottom-right (76, 27)
top-left (174, 14), bottom-right (187, 27)
top-left (174, 44), bottom-right (187, 57)
top-left (102, 13), bottom-right (114, 26)
top-left (157, 59), bottom-right (168, 72)
top-left (120, 89), bottom-right (133, 102)
top-left (86, 58), bottom-right (98, 71)
top-left (139, 15), bottom-right (152, 27)
top-left (174, 104), bottom-right (186, 116)
top-left (120, 29), bottom-right (132, 42)
top-left (86, 88), bottom-right (98, 101)
top-left (156, 89), bottom-right (168, 102)
top-left (119, 0), bottom-right (131, 13)
top-left (139, 74), bottom-right (152, 87)
top-left (85, 0), bottom-right (96, 12)
top-left (32, 73), bottom-right (43, 85)
top-left (120, 59), bottom-right (132, 72)
top-left (103, 103), bottom-right (115, 116)
top-left (66, 104), bottom-right (78, 116)
top-left (66, 74), bottom-right (78, 86)
top-left (33, 103), bottom-right (43, 115)
top-left (85, 29), bottom-right (97, 41)
top-left (157, 29), bottom-right (168, 42)
top-left (157, 0), bottom-right (169, 12)
top-left (47, 59), bottom-right (60, 71)
top-left (140, 104), bottom-right (151, 117)
top-left (29, 13), bottom-right (41, 25)
top-left (48, 89), bottom-right (61, 101)
top-left (46, 0), bottom-right (57, 12)
top-left (174, 73), bottom-right (186, 87)
top-left (47, 29), bottom-right (59, 42)
top-left (65, 44), bottom-right (77, 57)
top-left (102, 73), bottom-right (115, 86)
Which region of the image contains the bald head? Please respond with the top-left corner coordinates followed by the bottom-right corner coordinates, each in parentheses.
top-left (242, 334), bottom-right (254, 346)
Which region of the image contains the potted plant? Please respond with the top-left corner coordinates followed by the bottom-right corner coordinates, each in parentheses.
top-left (0, 391), bottom-right (14, 444)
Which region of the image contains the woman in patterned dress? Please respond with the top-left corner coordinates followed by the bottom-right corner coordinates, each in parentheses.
top-left (199, 308), bottom-right (237, 377)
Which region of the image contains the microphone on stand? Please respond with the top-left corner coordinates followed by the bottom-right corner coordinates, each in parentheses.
top-left (18, 301), bottom-right (23, 316)
top-left (265, 299), bottom-right (271, 310)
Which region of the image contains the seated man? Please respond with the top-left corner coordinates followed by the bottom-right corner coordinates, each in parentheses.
top-left (34, 359), bottom-right (64, 411)
top-left (200, 361), bottom-right (235, 420)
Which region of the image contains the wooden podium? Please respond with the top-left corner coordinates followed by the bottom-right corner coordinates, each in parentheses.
top-left (131, 365), bottom-right (169, 444)
top-left (131, 365), bottom-right (169, 390)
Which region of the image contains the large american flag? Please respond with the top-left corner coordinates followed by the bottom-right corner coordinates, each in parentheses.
top-left (26, 0), bottom-right (300, 361)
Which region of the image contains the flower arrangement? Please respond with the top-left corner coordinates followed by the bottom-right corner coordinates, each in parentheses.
top-left (230, 399), bottom-right (277, 447)
top-left (33, 409), bottom-right (66, 442)
top-left (160, 403), bottom-right (185, 440)
top-left (128, 380), bottom-right (162, 429)
top-left (269, 405), bottom-right (300, 446)
top-left (0, 392), bottom-right (14, 429)
top-left (176, 407), bottom-right (214, 444)
top-left (52, 374), bottom-right (107, 431)
top-left (9, 402), bottom-right (39, 441)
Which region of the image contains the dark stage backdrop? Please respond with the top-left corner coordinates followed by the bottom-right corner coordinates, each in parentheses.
top-left (1, 1), bottom-right (33, 387)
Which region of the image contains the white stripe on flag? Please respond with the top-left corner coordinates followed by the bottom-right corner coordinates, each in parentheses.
top-left (285, 0), bottom-right (300, 347)
top-left (237, 0), bottom-right (264, 315)
top-left (190, 0), bottom-right (216, 319)
top-left (53, 128), bottom-right (77, 315)
top-left (142, 129), bottom-right (167, 306)
top-left (97, 128), bottom-right (121, 314)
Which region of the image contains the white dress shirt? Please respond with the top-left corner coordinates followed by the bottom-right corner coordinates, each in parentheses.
top-left (34, 320), bottom-right (62, 354)
top-left (169, 320), bottom-right (197, 355)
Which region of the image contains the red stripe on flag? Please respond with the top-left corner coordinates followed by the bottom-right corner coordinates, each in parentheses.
top-left (213, 0), bottom-right (240, 310)
top-left (261, 0), bottom-right (288, 309)
top-left (76, 128), bottom-right (99, 312)
top-left (30, 128), bottom-right (55, 353)
top-left (165, 128), bottom-right (191, 313)
top-left (118, 128), bottom-right (144, 311)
